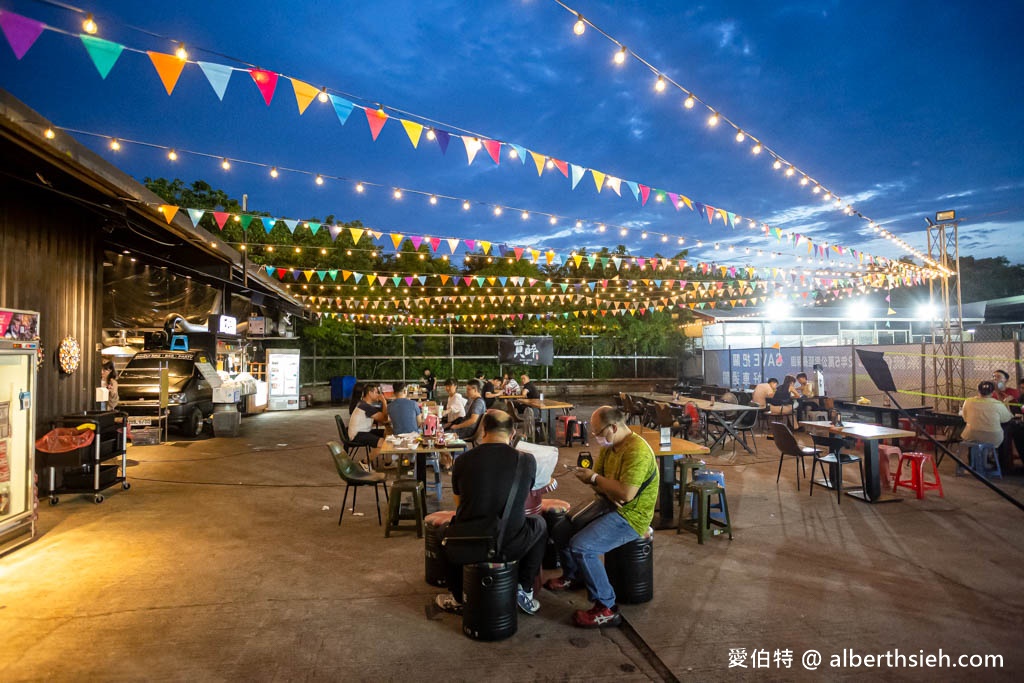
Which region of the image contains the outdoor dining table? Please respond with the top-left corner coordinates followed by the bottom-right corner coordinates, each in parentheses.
top-left (832, 400), bottom-right (934, 429)
top-left (634, 393), bottom-right (762, 453)
top-left (379, 435), bottom-right (468, 508)
top-left (799, 421), bottom-right (916, 503)
top-left (516, 397), bottom-right (575, 445)
top-left (629, 425), bottom-right (710, 530)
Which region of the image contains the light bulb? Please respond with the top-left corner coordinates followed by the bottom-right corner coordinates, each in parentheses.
top-left (429, 195), bottom-right (438, 205)
top-left (752, 142), bottom-right (762, 154)
top-left (800, 175), bottom-right (809, 185)
top-left (82, 14), bottom-right (98, 35)
top-left (508, 147), bottom-right (518, 159)
top-left (573, 14), bottom-right (586, 35)
top-left (641, 231), bottom-right (648, 239)
top-left (266, 245), bottom-right (274, 252)
top-left (356, 182), bottom-right (365, 193)
top-left (109, 138), bottom-right (120, 151)
top-left (772, 159), bottom-right (782, 170)
top-left (269, 167), bottom-right (278, 178)
top-left (545, 159), bottom-right (554, 169)
top-left (613, 46), bottom-right (627, 65)
top-left (315, 174), bottom-right (324, 185)
top-left (684, 94), bottom-right (696, 109)
top-left (426, 129), bottom-right (436, 141)
top-left (221, 158), bottom-right (231, 170)
top-left (393, 189), bottom-right (402, 199)
top-left (462, 200), bottom-right (471, 210)
top-left (785, 166), bottom-right (796, 177)
top-left (707, 112), bottom-right (720, 126)
top-left (654, 75), bottom-right (666, 92)
top-left (619, 227), bottom-right (627, 236)
top-left (812, 185), bottom-right (821, 194)
top-left (168, 149), bottom-right (178, 161)
top-left (317, 87), bottom-right (329, 103)
top-left (549, 216), bottom-right (557, 225)
top-left (493, 207), bottom-right (502, 216)
top-left (44, 128), bottom-right (55, 139)
top-left (295, 247), bottom-right (302, 253)
top-left (521, 211), bottom-right (529, 220)
top-left (175, 43), bottom-right (188, 61)
top-left (735, 131), bottom-right (745, 143)
top-left (823, 192), bottom-right (831, 200)
top-left (575, 220), bottom-right (583, 229)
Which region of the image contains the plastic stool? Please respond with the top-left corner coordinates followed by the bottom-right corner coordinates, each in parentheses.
top-left (386, 479), bottom-right (425, 537)
top-left (893, 452), bottom-right (944, 499)
top-left (959, 442), bottom-right (1002, 479)
top-left (674, 457), bottom-right (704, 504)
top-left (424, 510), bottom-right (455, 586)
top-left (462, 561), bottom-right (518, 641)
top-left (605, 529), bottom-right (654, 604)
top-left (689, 469), bottom-right (726, 522)
top-left (424, 454), bottom-right (443, 501)
top-left (555, 415), bottom-right (578, 446)
top-left (877, 444), bottom-right (901, 490)
top-left (679, 480), bottom-right (733, 543)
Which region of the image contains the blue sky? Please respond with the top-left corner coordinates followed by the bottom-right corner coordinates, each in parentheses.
top-left (2, 0), bottom-right (1023, 274)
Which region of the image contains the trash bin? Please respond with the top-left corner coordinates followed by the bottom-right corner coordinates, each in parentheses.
top-left (330, 377), bottom-right (345, 404)
top-left (341, 375), bottom-right (357, 401)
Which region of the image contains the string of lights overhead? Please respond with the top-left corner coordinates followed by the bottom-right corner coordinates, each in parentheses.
top-left (10, 1), bottom-right (942, 274)
top-left (549, 0), bottom-right (942, 271)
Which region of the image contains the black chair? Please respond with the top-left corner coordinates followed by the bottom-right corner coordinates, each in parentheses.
top-left (622, 394), bottom-right (645, 425)
top-left (770, 422), bottom-right (823, 491)
top-left (732, 406), bottom-right (760, 454)
top-left (335, 414), bottom-right (372, 467)
top-left (808, 435), bottom-right (866, 505)
top-left (328, 441), bottom-right (388, 525)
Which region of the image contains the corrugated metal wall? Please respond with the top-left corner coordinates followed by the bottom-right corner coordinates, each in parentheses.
top-left (0, 178), bottom-right (103, 431)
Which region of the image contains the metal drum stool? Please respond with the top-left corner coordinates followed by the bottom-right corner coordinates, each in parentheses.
top-left (539, 498), bottom-right (571, 569)
top-left (385, 479), bottom-right (425, 538)
top-left (423, 510), bottom-right (456, 586)
top-left (462, 561), bottom-right (519, 642)
top-left (605, 528), bottom-right (654, 604)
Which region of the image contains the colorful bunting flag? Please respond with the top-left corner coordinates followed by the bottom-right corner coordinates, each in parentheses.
top-left (248, 68), bottom-right (279, 106)
top-left (196, 61), bottom-right (232, 100)
top-left (0, 11), bottom-right (44, 60)
top-left (434, 129), bottom-right (451, 155)
top-left (401, 119), bottom-right (423, 148)
top-left (290, 77), bottom-right (319, 114)
top-left (365, 108), bottom-right (388, 141)
top-left (146, 51), bottom-right (187, 95)
top-left (462, 136), bottom-right (482, 164)
top-left (570, 164), bottom-right (585, 190)
top-left (80, 35), bottom-right (124, 79)
top-left (157, 205), bottom-right (178, 224)
top-left (482, 139), bottom-right (501, 164)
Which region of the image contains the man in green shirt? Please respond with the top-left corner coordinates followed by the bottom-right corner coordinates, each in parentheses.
top-left (545, 406), bottom-right (658, 627)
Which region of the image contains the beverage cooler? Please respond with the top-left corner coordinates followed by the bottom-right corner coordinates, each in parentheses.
top-left (0, 330), bottom-right (39, 555)
top-left (266, 348), bottom-right (300, 411)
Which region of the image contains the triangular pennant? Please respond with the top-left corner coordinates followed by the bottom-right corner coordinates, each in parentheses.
top-left (482, 139), bottom-right (502, 164)
top-left (146, 51), bottom-right (188, 95)
top-left (410, 236), bottom-right (423, 250)
top-left (638, 184), bottom-right (651, 206)
top-left (400, 119), bottom-right (423, 148)
top-left (262, 217), bottom-right (277, 233)
top-left (570, 164), bottom-right (585, 190)
top-left (510, 144), bottom-right (528, 164)
top-left (464, 239), bottom-right (476, 251)
top-left (706, 205), bottom-right (716, 223)
top-left (289, 77), bottom-right (319, 114)
top-left (591, 170), bottom-right (606, 193)
top-left (390, 233), bottom-right (404, 249)
top-left (606, 177), bottom-right (622, 196)
top-left (530, 151), bottom-right (546, 176)
top-left (196, 61), bottom-right (233, 100)
top-left (349, 227), bottom-right (364, 244)
top-left (157, 205), bottom-right (178, 224)
top-left (430, 237), bottom-right (441, 252)
top-left (186, 208), bottom-right (205, 227)
top-left (0, 11), bottom-right (45, 60)
top-left (462, 136), bottom-right (482, 164)
top-left (307, 222), bottom-right (321, 235)
top-left (239, 215), bottom-right (255, 230)
top-left (80, 35), bottom-right (124, 79)
top-left (480, 241), bottom-right (491, 255)
top-left (625, 181), bottom-right (640, 200)
top-left (328, 94), bottom-right (354, 124)
top-left (282, 219), bottom-right (298, 234)
top-left (213, 212), bottom-right (229, 230)
top-left (447, 238), bottom-right (460, 254)
top-left (365, 108), bottom-right (389, 141)
top-left (434, 129), bottom-right (451, 155)
top-left (248, 68), bottom-right (279, 106)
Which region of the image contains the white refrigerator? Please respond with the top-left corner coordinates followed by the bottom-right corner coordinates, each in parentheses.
top-left (0, 330), bottom-right (38, 555)
top-left (266, 349), bottom-right (301, 411)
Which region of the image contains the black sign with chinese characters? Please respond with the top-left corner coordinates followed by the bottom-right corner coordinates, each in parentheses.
top-left (498, 336), bottom-right (553, 366)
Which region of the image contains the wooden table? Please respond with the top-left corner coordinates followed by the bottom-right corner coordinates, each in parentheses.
top-left (800, 421), bottom-right (916, 503)
top-left (634, 393), bottom-right (763, 453)
top-left (629, 425), bottom-right (710, 529)
top-left (379, 437), bottom-right (468, 507)
top-left (517, 398), bottom-right (575, 445)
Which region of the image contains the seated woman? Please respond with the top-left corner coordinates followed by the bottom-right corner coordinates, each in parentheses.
top-left (767, 375), bottom-right (797, 428)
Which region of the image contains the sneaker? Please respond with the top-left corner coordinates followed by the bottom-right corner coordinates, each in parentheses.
top-left (434, 592), bottom-right (463, 615)
top-left (573, 602), bottom-right (622, 628)
top-left (544, 575), bottom-right (584, 592)
top-left (516, 587), bottom-right (541, 615)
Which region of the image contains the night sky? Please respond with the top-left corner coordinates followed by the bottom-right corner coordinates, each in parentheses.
top-left (2, 0), bottom-right (1022, 277)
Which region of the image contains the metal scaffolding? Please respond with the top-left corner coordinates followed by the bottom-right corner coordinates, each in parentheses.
top-left (926, 212), bottom-right (966, 412)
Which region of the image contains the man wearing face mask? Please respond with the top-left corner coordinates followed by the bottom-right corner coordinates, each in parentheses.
top-left (992, 370), bottom-right (1019, 404)
top-left (544, 406), bottom-right (658, 628)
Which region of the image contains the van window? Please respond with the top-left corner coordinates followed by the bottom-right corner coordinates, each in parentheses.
top-left (120, 358), bottom-right (194, 380)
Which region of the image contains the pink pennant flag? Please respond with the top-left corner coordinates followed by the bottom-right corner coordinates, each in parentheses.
top-left (248, 68), bottom-right (279, 105)
top-left (482, 139), bottom-right (501, 164)
top-left (667, 192), bottom-right (681, 211)
top-left (366, 108), bottom-right (388, 140)
top-left (410, 236), bottom-right (423, 250)
top-left (429, 237), bottom-right (441, 252)
top-left (0, 10), bottom-right (45, 60)
top-left (464, 239), bottom-right (476, 251)
top-left (705, 205), bottom-right (716, 223)
top-left (638, 184), bottom-right (651, 206)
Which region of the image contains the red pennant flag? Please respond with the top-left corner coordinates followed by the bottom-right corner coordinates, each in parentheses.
top-left (638, 184), bottom-right (651, 206)
top-left (513, 247), bottom-right (525, 261)
top-left (365, 108), bottom-right (389, 140)
top-left (482, 139), bottom-right (502, 164)
top-left (248, 68), bottom-right (279, 105)
top-left (212, 212), bottom-right (230, 229)
top-left (551, 159), bottom-right (569, 178)
top-left (705, 205), bottom-right (715, 223)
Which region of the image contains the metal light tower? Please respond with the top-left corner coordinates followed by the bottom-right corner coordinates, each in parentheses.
top-left (925, 210), bottom-right (965, 412)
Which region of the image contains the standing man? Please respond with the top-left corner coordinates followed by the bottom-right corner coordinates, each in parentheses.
top-left (422, 369), bottom-right (436, 401)
top-left (545, 406), bottom-right (658, 628)
top-left (476, 371), bottom-right (496, 408)
top-left (451, 379), bottom-right (487, 441)
top-left (435, 411), bottom-right (548, 616)
top-left (348, 384), bottom-right (389, 450)
top-left (519, 374), bottom-right (541, 400)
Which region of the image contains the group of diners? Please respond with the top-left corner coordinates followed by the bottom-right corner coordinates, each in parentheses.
top-left (960, 371), bottom-right (1024, 472)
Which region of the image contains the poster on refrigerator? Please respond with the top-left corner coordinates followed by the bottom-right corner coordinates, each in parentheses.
top-left (0, 401), bottom-right (8, 439)
top-left (0, 309), bottom-right (39, 340)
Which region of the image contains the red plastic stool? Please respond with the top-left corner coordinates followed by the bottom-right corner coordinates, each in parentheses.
top-left (893, 452), bottom-right (944, 499)
top-left (555, 415), bottom-right (578, 446)
top-left (897, 418), bottom-right (917, 450)
top-left (876, 445), bottom-right (901, 490)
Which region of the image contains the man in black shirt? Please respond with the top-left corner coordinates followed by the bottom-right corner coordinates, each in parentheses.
top-left (476, 371), bottom-right (496, 408)
top-left (519, 373), bottom-right (541, 400)
top-left (435, 411), bottom-right (547, 616)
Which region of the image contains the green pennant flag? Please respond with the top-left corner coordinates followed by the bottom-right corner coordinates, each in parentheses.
top-left (80, 35), bottom-right (124, 79)
top-left (239, 215), bottom-right (255, 230)
top-left (329, 270), bottom-right (338, 281)
top-left (307, 222), bottom-right (321, 235)
top-left (316, 270), bottom-right (326, 281)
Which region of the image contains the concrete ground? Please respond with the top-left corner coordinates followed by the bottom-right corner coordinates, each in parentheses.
top-left (1, 404), bottom-right (1022, 682)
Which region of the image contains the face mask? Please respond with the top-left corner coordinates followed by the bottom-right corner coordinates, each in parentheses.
top-left (594, 435), bottom-right (611, 448)
top-left (997, 381), bottom-right (1006, 390)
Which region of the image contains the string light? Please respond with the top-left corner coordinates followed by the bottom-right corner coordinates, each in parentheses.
top-left (772, 159), bottom-right (783, 170)
top-left (493, 206), bottom-right (503, 216)
top-left (573, 14), bottom-right (586, 35)
top-left (167, 149), bottom-right (178, 161)
top-left (683, 94), bottom-right (696, 109)
top-left (462, 200), bottom-right (471, 210)
top-left (707, 112), bottom-right (720, 127)
top-left (393, 189), bottom-right (402, 199)
top-left (109, 138), bottom-right (120, 151)
top-left (752, 143), bottom-right (762, 154)
top-left (82, 14), bottom-right (97, 35)
top-left (429, 195), bottom-right (438, 205)
top-left (356, 182), bottom-right (365, 193)
top-left (735, 131), bottom-right (745, 143)
top-left (613, 45), bottom-right (627, 65)
top-left (221, 158), bottom-right (230, 170)
top-left (317, 87), bottom-right (329, 103)
top-left (315, 174), bottom-right (324, 185)
top-left (426, 129), bottom-right (436, 141)
top-left (654, 75), bottom-right (666, 93)
top-left (174, 43), bottom-right (188, 61)
top-left (269, 166), bottom-right (278, 178)
top-left (44, 128), bottom-right (55, 139)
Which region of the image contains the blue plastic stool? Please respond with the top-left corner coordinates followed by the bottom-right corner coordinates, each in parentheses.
top-left (690, 469), bottom-right (726, 522)
top-left (960, 442), bottom-right (1002, 479)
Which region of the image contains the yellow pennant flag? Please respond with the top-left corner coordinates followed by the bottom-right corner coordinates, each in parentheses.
top-left (390, 233), bottom-right (404, 249)
top-left (546, 250), bottom-right (555, 265)
top-left (157, 204), bottom-right (179, 223)
top-left (342, 270), bottom-right (352, 281)
top-left (573, 254), bottom-right (583, 268)
top-left (591, 170), bottom-right (606, 193)
top-left (290, 78), bottom-right (319, 115)
top-left (401, 119), bottom-right (424, 148)
top-left (349, 227), bottom-right (364, 244)
top-left (303, 270), bottom-right (315, 281)
top-left (530, 151), bottom-right (546, 176)
top-left (366, 274), bottom-right (377, 286)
